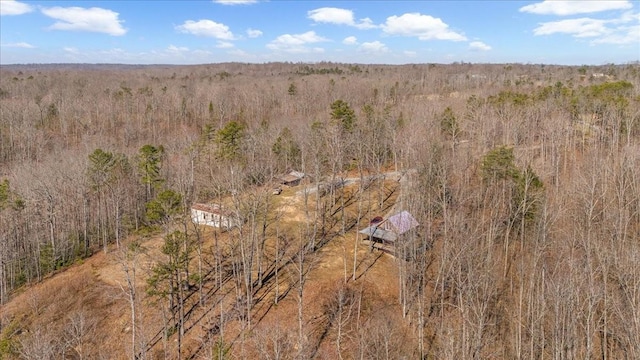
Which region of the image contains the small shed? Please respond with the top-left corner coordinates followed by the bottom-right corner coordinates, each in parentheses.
top-left (191, 203), bottom-right (240, 229)
top-left (279, 170), bottom-right (305, 187)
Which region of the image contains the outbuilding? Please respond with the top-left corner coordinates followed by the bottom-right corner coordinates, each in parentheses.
top-left (279, 170), bottom-right (305, 187)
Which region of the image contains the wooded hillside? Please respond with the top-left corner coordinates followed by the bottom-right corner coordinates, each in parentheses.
top-left (1, 62), bottom-right (639, 359)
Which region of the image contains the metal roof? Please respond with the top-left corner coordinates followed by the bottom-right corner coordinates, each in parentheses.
top-left (289, 170), bottom-right (305, 179)
top-left (386, 211), bottom-right (419, 234)
top-left (359, 225), bottom-right (398, 243)
top-left (191, 203), bottom-right (233, 217)
top-left (280, 170), bottom-right (305, 183)
top-left (359, 211), bottom-right (419, 243)
top-left (280, 174), bottom-right (302, 183)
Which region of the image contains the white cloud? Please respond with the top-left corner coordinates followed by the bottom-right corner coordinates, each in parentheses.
top-left (356, 18), bottom-right (376, 30)
top-left (213, 0), bottom-right (258, 5)
top-left (469, 41), bottom-right (491, 51)
top-left (267, 31), bottom-right (328, 53)
top-left (247, 28), bottom-right (262, 38)
top-left (176, 20), bottom-right (235, 40)
top-left (403, 50), bottom-right (417, 57)
top-left (217, 41), bottom-right (234, 48)
top-left (308, 7), bottom-right (352, 24)
top-left (592, 12), bottom-right (640, 44)
top-left (343, 36), bottom-right (358, 45)
top-left (534, 17), bottom-right (609, 37)
top-left (358, 41), bottom-right (389, 53)
top-left (41, 6), bottom-right (126, 36)
top-left (308, 7), bottom-right (377, 29)
top-left (382, 13), bottom-right (467, 41)
top-left (1, 42), bottom-right (35, 48)
top-left (167, 45), bottom-right (189, 52)
top-left (531, 12), bottom-right (640, 45)
top-left (0, 0), bottom-right (33, 15)
top-left (64, 47), bottom-right (79, 54)
top-left (592, 24), bottom-right (640, 44)
top-left (520, 1), bottom-right (633, 16)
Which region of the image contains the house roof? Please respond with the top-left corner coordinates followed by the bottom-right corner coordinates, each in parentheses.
top-left (358, 211), bottom-right (419, 243)
top-left (280, 174), bottom-right (301, 183)
top-left (191, 203), bottom-right (233, 217)
top-left (289, 170), bottom-right (305, 179)
top-left (279, 170), bottom-right (305, 184)
top-left (359, 225), bottom-right (398, 242)
top-left (386, 211), bottom-right (419, 235)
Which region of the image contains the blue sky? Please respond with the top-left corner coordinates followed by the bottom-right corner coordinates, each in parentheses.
top-left (1, 0), bottom-right (638, 65)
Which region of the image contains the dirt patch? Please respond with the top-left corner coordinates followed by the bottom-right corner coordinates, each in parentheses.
top-left (94, 235), bottom-right (165, 287)
top-left (278, 203), bottom-right (308, 223)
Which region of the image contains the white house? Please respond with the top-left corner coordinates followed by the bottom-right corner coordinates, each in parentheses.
top-left (191, 203), bottom-right (240, 229)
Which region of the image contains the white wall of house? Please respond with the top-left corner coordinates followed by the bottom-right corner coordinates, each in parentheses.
top-left (191, 208), bottom-right (239, 229)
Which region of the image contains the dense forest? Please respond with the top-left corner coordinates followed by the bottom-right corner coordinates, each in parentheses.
top-left (0, 62), bottom-right (639, 359)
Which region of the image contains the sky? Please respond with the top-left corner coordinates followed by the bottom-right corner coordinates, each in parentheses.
top-left (0, 0), bottom-right (638, 65)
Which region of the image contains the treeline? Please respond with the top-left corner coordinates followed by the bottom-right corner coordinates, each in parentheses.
top-left (1, 62), bottom-right (639, 358)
